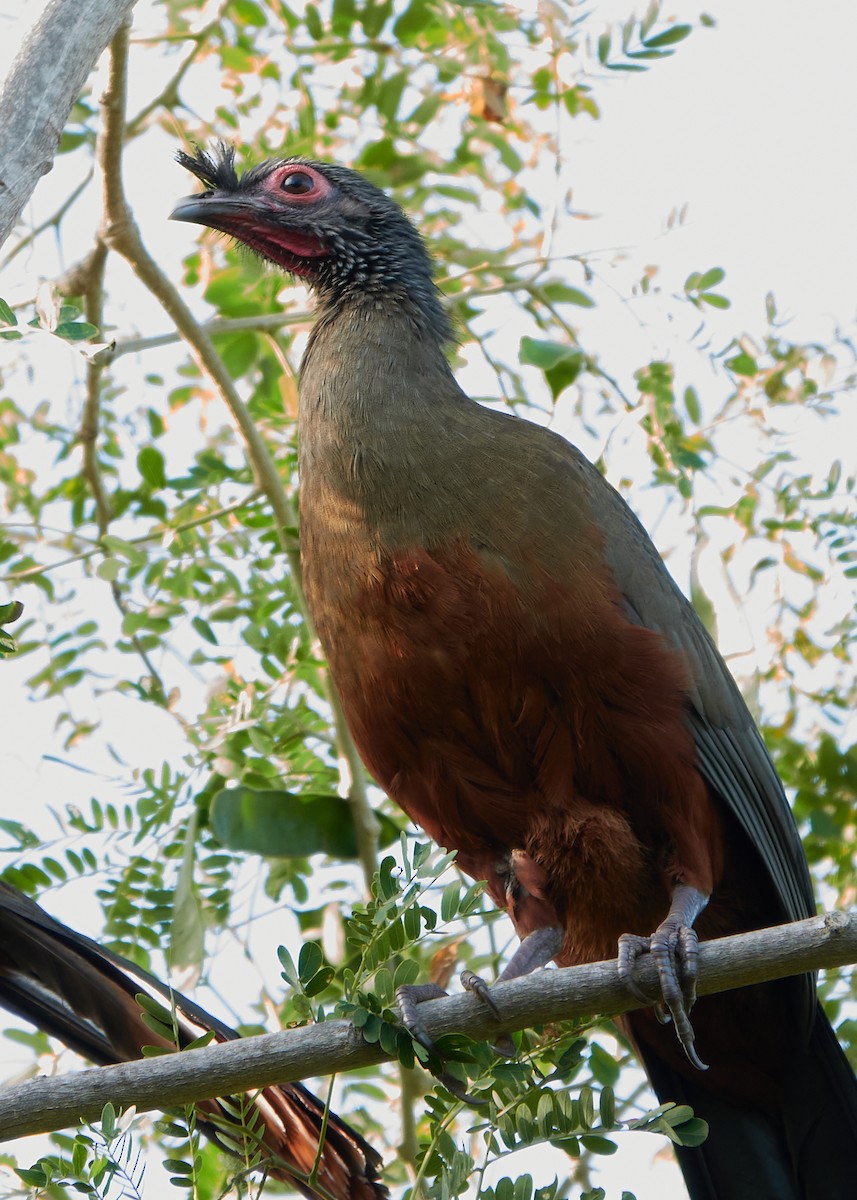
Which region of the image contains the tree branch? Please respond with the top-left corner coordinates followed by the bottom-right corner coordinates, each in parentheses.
top-left (0, 0), bottom-right (138, 248)
top-left (108, 310), bottom-right (314, 359)
top-left (97, 26), bottom-right (380, 889)
top-left (0, 912), bottom-right (853, 1142)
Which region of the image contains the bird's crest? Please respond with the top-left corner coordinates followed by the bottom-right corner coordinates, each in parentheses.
top-left (175, 143), bottom-right (242, 193)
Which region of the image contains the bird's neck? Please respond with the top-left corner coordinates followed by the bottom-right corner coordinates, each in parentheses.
top-left (300, 293), bottom-right (459, 432)
top-left (298, 293), bottom-right (467, 554)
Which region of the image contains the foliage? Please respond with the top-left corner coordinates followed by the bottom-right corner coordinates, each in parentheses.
top-left (15, 1104), bottom-right (146, 1200)
top-left (1, 0), bottom-right (855, 1197)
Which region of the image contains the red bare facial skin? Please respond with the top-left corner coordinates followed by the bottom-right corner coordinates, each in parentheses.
top-left (170, 162), bottom-right (334, 275)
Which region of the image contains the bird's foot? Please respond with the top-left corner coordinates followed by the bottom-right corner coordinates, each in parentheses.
top-left (396, 974), bottom-right (511, 1069)
top-left (617, 885), bottom-right (709, 1071)
top-left (395, 927), bottom-right (563, 1098)
top-left (395, 979), bottom-right (491, 1103)
top-left (395, 981), bottom-right (449, 1054)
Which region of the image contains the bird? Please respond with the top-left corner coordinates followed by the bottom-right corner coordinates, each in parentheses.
top-left (171, 144), bottom-right (857, 1200)
top-left (0, 881), bottom-right (386, 1200)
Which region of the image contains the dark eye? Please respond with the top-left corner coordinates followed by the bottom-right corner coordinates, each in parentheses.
top-left (280, 171), bottom-right (315, 195)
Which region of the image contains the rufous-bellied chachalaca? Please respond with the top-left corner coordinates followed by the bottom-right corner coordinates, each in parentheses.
top-left (0, 882), bottom-right (386, 1200)
top-left (171, 145), bottom-right (857, 1200)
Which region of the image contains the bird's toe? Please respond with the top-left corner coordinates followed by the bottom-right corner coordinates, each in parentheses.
top-left (395, 981), bottom-right (449, 1052)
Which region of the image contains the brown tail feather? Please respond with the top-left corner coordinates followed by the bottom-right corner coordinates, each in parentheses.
top-left (0, 882), bottom-right (386, 1199)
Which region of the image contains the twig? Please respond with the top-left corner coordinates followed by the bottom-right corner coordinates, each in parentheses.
top-left (79, 240), bottom-right (111, 534)
top-left (1, 168), bottom-right (94, 268)
top-left (0, 912), bottom-right (852, 1141)
top-left (109, 310), bottom-right (315, 358)
top-left (125, 19), bottom-right (219, 139)
top-left (98, 26), bottom-right (379, 889)
top-left (0, 491), bottom-right (262, 582)
top-left (90, 26), bottom-right (171, 705)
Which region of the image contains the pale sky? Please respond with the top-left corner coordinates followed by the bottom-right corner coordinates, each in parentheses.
top-left (1, 2), bottom-right (856, 1198)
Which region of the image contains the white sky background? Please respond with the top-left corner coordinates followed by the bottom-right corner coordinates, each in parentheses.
top-left (1, 1), bottom-right (856, 1198)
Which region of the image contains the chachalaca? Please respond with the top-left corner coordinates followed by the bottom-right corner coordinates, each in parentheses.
top-left (171, 145), bottom-right (857, 1200)
top-left (0, 881), bottom-right (386, 1199)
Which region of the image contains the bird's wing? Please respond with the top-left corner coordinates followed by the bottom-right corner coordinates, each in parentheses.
top-left (566, 447), bottom-right (815, 929)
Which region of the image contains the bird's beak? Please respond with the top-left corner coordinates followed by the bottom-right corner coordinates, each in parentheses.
top-left (169, 194), bottom-right (238, 227)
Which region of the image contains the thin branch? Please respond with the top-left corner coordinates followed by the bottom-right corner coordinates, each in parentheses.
top-left (0, 912), bottom-right (853, 1142)
top-left (125, 20), bottom-right (219, 139)
top-left (0, 491), bottom-right (262, 583)
top-left (87, 40), bottom-right (172, 706)
top-left (1, 168), bottom-right (94, 269)
top-left (109, 310), bottom-right (315, 359)
top-left (98, 26), bottom-right (380, 890)
top-left (79, 241), bottom-right (111, 533)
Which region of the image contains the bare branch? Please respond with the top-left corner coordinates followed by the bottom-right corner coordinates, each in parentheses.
top-left (0, 913), bottom-right (853, 1143)
top-left (125, 19), bottom-right (219, 138)
top-left (0, 0), bottom-right (138, 248)
top-left (1, 168), bottom-right (94, 269)
top-left (109, 310), bottom-right (314, 359)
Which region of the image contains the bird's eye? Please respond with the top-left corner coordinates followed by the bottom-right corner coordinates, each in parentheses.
top-left (280, 171), bottom-right (315, 195)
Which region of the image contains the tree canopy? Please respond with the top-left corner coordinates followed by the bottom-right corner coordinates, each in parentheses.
top-left (0, 2), bottom-right (855, 1198)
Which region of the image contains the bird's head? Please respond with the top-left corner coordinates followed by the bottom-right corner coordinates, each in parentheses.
top-left (171, 144), bottom-right (451, 341)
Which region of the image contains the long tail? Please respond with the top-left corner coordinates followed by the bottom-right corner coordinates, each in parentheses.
top-left (0, 882), bottom-right (387, 1200)
top-left (634, 1000), bottom-right (857, 1200)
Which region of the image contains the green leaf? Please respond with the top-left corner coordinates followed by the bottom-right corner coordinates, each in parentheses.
top-left (519, 337), bottom-right (579, 370)
top-left (0, 600), bottom-right (23, 626)
top-left (0, 297), bottom-right (17, 326)
top-left (695, 266), bottom-right (725, 290)
top-left (210, 786), bottom-right (399, 858)
top-left (545, 355), bottom-right (584, 400)
top-left (170, 814), bottom-right (204, 973)
top-left (699, 291), bottom-right (730, 309)
top-left (54, 320), bottom-right (98, 341)
top-left (298, 940), bottom-right (323, 983)
top-left (278, 945), bottom-right (299, 988)
top-left (440, 880), bottom-right (460, 922)
top-left (100, 1101), bottom-right (117, 1138)
top-left (580, 1134), bottom-right (617, 1155)
top-left (137, 446), bottom-right (167, 488)
top-left (725, 351), bottom-right (757, 376)
top-left (0, 818), bottom-right (39, 847)
top-left (231, 0), bottom-right (266, 25)
top-left (101, 534), bottom-right (146, 565)
top-left (191, 615), bottom-right (218, 645)
top-left (393, 0), bottom-right (434, 42)
top-left (96, 557), bottom-right (121, 582)
top-left (331, 0), bottom-right (355, 36)
top-left (361, 0), bottom-right (393, 36)
top-left (667, 1116), bottom-right (709, 1146)
top-left (578, 1085), bottom-right (594, 1129)
top-left (683, 385), bottom-right (701, 423)
top-left (643, 24), bottom-right (692, 48)
top-left (377, 71), bottom-right (408, 121)
top-left (541, 283), bottom-right (594, 308)
top-left (304, 3), bottom-right (323, 38)
top-left (599, 1084), bottom-right (616, 1127)
top-left (15, 1169), bottom-right (48, 1187)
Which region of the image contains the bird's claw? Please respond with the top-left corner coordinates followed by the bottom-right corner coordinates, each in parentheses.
top-left (395, 980), bottom-right (487, 1105)
top-left (395, 981), bottom-right (447, 1052)
top-left (459, 969), bottom-right (501, 1018)
top-left (459, 971), bottom-right (517, 1056)
top-left (395, 971), bottom-right (513, 1099)
top-left (618, 919), bottom-right (708, 1072)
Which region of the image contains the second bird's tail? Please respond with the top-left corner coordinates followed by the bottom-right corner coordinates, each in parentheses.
top-left (0, 882), bottom-right (386, 1200)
